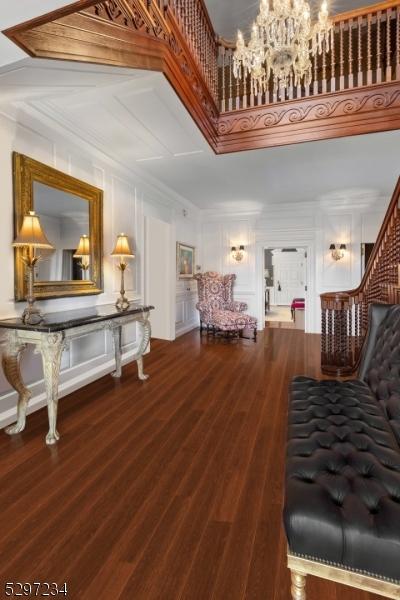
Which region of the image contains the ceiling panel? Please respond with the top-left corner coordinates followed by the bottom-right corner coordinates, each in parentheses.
top-left (47, 101), bottom-right (165, 162)
top-left (118, 87), bottom-right (203, 156)
top-left (0, 58), bottom-right (397, 213)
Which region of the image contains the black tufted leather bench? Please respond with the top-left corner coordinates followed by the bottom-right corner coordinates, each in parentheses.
top-left (284, 304), bottom-right (400, 600)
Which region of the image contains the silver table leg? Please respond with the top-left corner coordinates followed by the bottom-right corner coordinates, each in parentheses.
top-left (111, 325), bottom-right (122, 378)
top-left (2, 331), bottom-right (32, 436)
top-left (136, 318), bottom-right (151, 381)
top-left (40, 333), bottom-right (65, 445)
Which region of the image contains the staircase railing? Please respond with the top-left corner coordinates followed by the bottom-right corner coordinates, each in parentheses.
top-left (218, 0), bottom-right (400, 112)
top-left (6, 0), bottom-right (400, 153)
top-left (321, 177), bottom-right (400, 376)
top-left (167, 0), bottom-right (218, 104)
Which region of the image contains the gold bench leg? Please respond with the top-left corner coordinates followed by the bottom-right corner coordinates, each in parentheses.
top-left (291, 571), bottom-right (307, 600)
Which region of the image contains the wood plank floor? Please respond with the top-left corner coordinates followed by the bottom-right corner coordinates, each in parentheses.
top-left (0, 329), bottom-right (382, 600)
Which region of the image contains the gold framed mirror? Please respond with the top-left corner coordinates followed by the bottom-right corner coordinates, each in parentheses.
top-left (13, 152), bottom-right (103, 301)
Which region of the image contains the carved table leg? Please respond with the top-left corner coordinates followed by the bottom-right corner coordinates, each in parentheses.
top-left (291, 571), bottom-right (307, 600)
top-left (2, 331), bottom-right (31, 436)
top-left (40, 333), bottom-right (65, 445)
top-left (136, 318), bottom-right (151, 381)
top-left (111, 325), bottom-right (122, 378)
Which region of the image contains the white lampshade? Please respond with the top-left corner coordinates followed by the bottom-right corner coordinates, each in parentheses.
top-left (13, 211), bottom-right (54, 250)
top-left (74, 234), bottom-right (90, 257)
top-left (111, 234), bottom-right (135, 258)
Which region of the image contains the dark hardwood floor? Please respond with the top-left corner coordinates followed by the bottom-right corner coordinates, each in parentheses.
top-left (0, 329), bottom-right (381, 600)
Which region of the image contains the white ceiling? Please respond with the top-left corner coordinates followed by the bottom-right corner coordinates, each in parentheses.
top-left (205, 0), bottom-right (385, 39)
top-left (0, 0), bottom-right (68, 67)
top-left (139, 129), bottom-right (400, 211)
top-left (0, 5), bottom-right (399, 215)
top-left (0, 58), bottom-right (399, 213)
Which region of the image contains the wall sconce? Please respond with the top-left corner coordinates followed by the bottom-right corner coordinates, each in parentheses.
top-left (231, 245), bottom-right (245, 262)
top-left (330, 243), bottom-right (347, 261)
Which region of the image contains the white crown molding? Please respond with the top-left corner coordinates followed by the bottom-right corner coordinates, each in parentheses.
top-left (201, 192), bottom-right (390, 221)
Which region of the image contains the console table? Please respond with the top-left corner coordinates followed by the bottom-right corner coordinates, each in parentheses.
top-left (0, 303), bottom-right (153, 445)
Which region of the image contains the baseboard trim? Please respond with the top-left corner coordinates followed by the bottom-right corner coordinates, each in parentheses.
top-left (175, 322), bottom-right (199, 337)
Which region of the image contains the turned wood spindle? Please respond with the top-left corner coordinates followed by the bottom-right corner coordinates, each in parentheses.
top-left (322, 38), bottom-right (327, 92)
top-left (397, 6), bottom-right (400, 80)
top-left (330, 25), bottom-right (336, 91)
top-left (220, 46), bottom-right (226, 112)
top-left (339, 20), bottom-right (344, 89)
top-left (236, 60), bottom-right (240, 110)
top-left (377, 10), bottom-right (382, 83)
top-left (349, 18), bottom-right (354, 88)
top-left (367, 13), bottom-right (372, 84)
top-left (243, 62), bottom-right (248, 108)
top-left (313, 53), bottom-right (318, 95)
top-left (386, 8), bottom-right (392, 82)
top-left (228, 49), bottom-right (233, 111)
top-left (358, 15), bottom-right (363, 86)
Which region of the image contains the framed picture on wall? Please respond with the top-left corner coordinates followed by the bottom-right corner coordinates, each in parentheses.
top-left (177, 242), bottom-right (195, 279)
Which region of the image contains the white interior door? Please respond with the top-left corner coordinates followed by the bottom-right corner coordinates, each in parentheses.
top-left (144, 216), bottom-right (174, 340)
top-left (273, 250), bottom-right (306, 305)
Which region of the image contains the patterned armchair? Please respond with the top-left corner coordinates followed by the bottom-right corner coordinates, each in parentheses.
top-left (194, 272), bottom-right (257, 340)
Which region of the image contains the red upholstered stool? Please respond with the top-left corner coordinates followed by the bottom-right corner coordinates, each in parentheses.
top-left (291, 298), bottom-right (305, 321)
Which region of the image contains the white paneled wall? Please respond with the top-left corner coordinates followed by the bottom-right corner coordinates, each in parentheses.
top-left (202, 195), bottom-right (389, 334)
top-left (0, 113), bottom-right (200, 428)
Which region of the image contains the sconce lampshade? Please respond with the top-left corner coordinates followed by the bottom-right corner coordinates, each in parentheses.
top-left (340, 244), bottom-right (347, 250)
top-left (239, 245), bottom-right (245, 251)
top-left (12, 211), bottom-right (54, 249)
top-left (74, 234), bottom-right (90, 257)
top-left (111, 234), bottom-right (135, 258)
top-left (329, 244), bottom-right (336, 251)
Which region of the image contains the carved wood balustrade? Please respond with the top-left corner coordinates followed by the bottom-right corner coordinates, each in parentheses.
top-left (321, 177), bottom-right (400, 376)
top-left (4, 0), bottom-right (400, 153)
top-left (219, 1), bottom-right (400, 111)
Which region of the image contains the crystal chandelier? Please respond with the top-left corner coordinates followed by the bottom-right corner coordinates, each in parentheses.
top-left (233, 0), bottom-right (332, 98)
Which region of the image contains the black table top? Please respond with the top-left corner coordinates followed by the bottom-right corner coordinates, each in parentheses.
top-left (0, 303), bottom-right (154, 333)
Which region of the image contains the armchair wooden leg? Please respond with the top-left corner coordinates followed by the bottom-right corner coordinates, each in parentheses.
top-left (291, 571), bottom-right (306, 600)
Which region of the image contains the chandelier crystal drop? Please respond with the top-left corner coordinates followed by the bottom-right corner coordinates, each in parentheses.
top-left (233, 0), bottom-right (333, 98)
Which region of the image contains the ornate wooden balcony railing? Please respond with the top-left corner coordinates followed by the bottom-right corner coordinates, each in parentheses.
top-left (4, 0), bottom-right (400, 153)
top-left (167, 0), bottom-right (218, 103)
top-left (321, 177), bottom-right (400, 376)
top-left (218, 0), bottom-right (400, 112)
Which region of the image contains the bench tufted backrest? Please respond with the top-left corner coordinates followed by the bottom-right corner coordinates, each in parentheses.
top-left (360, 304), bottom-right (400, 444)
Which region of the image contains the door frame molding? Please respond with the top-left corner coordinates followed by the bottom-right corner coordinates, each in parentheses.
top-left (256, 237), bottom-right (317, 333)
top-left (144, 215), bottom-right (175, 341)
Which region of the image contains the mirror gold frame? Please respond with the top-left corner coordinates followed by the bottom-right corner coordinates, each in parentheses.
top-left (13, 152), bottom-right (103, 301)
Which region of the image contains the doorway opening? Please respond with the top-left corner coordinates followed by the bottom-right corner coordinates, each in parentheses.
top-left (264, 247), bottom-right (307, 331)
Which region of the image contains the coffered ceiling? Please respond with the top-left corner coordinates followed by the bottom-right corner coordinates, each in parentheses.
top-left (0, 6), bottom-right (399, 213)
top-left (204, 0), bottom-right (387, 39)
top-left (0, 58), bottom-right (398, 213)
